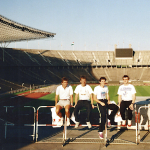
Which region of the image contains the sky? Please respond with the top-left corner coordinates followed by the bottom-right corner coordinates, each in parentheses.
top-left (1, 0), bottom-right (150, 51)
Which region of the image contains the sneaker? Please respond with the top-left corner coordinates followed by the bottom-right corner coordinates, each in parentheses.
top-left (57, 117), bottom-right (63, 126)
top-left (66, 118), bottom-right (70, 126)
top-left (108, 120), bottom-right (111, 127)
top-left (128, 120), bottom-right (132, 127)
top-left (86, 122), bottom-right (92, 128)
top-left (122, 120), bottom-right (126, 126)
top-left (98, 132), bottom-right (104, 139)
top-left (75, 122), bottom-right (79, 128)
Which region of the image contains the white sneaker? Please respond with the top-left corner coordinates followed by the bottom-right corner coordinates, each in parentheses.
top-left (66, 118), bottom-right (70, 126)
top-left (86, 122), bottom-right (92, 128)
top-left (128, 120), bottom-right (132, 127)
top-left (57, 117), bottom-right (63, 126)
top-left (122, 120), bottom-right (126, 126)
top-left (108, 120), bottom-right (111, 127)
top-left (75, 122), bottom-right (79, 128)
top-left (98, 132), bottom-right (104, 139)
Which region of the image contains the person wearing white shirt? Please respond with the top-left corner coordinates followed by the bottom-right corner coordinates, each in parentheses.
top-left (118, 75), bottom-right (136, 127)
top-left (55, 77), bottom-right (73, 126)
top-left (74, 76), bottom-right (94, 128)
top-left (94, 77), bottom-right (118, 139)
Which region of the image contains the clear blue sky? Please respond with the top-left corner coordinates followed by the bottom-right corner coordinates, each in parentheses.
top-left (1, 0), bottom-right (150, 51)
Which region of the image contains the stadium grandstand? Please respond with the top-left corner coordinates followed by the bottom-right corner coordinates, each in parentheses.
top-left (0, 15), bottom-right (150, 94)
top-left (1, 47), bottom-right (150, 94)
top-left (0, 14), bottom-right (56, 93)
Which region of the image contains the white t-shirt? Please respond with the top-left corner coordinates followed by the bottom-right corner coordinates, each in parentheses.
top-left (117, 84), bottom-right (136, 101)
top-left (94, 85), bottom-right (108, 99)
top-left (56, 85), bottom-right (73, 100)
top-left (74, 84), bottom-right (93, 101)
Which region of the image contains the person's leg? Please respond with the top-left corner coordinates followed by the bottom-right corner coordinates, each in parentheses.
top-left (74, 101), bottom-right (83, 122)
top-left (56, 105), bottom-right (63, 118)
top-left (97, 102), bottom-right (107, 132)
top-left (120, 100), bottom-right (127, 125)
top-left (84, 100), bottom-right (92, 122)
top-left (84, 100), bottom-right (92, 128)
top-left (65, 104), bottom-right (71, 126)
top-left (108, 104), bottom-right (119, 124)
top-left (56, 105), bottom-right (63, 126)
top-left (97, 101), bottom-right (107, 139)
top-left (65, 105), bottom-right (71, 118)
top-left (127, 101), bottom-right (132, 126)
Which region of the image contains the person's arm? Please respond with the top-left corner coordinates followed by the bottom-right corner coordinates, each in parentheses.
top-left (94, 94), bottom-right (105, 106)
top-left (118, 95), bottom-right (122, 106)
top-left (55, 95), bottom-right (59, 106)
top-left (75, 93), bottom-right (79, 106)
top-left (107, 92), bottom-right (110, 104)
top-left (70, 95), bottom-right (73, 106)
top-left (132, 93), bottom-right (136, 104)
top-left (90, 93), bottom-right (94, 108)
top-left (129, 93), bottom-right (136, 110)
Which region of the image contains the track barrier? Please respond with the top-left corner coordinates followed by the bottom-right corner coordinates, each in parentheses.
top-left (137, 105), bottom-right (150, 144)
top-left (35, 105), bottom-right (116, 147)
top-left (2, 104), bottom-right (150, 147)
top-left (1, 106), bottom-right (36, 141)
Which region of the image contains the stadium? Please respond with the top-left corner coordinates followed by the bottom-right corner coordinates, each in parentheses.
top-left (0, 14), bottom-right (150, 149)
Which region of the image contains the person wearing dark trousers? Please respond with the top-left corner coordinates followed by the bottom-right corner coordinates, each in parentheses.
top-left (74, 75), bottom-right (94, 128)
top-left (118, 75), bottom-right (136, 127)
top-left (94, 77), bottom-right (118, 139)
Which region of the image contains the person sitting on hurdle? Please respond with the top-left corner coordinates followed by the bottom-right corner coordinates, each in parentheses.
top-left (55, 77), bottom-right (73, 126)
top-left (117, 75), bottom-right (136, 127)
top-left (94, 77), bottom-right (119, 139)
top-left (74, 75), bottom-right (94, 128)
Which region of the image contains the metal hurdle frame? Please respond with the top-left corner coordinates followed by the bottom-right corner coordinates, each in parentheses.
top-left (137, 105), bottom-right (150, 144)
top-left (2, 106), bottom-right (36, 141)
top-left (36, 105), bottom-right (68, 145)
top-left (66, 105), bottom-right (107, 146)
top-left (24, 106), bottom-right (36, 141)
top-left (36, 106), bottom-right (107, 147)
top-left (104, 104), bottom-right (138, 146)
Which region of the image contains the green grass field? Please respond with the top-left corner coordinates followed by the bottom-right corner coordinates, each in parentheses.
top-left (24, 85), bottom-right (150, 108)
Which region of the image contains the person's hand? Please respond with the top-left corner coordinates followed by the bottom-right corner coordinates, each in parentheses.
top-left (129, 103), bottom-right (134, 110)
top-left (107, 101), bottom-right (111, 105)
top-left (91, 104), bottom-right (95, 109)
top-left (99, 101), bottom-right (105, 106)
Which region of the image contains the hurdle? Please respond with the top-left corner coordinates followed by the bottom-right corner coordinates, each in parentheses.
top-left (2, 106), bottom-right (36, 141)
top-left (36, 105), bottom-right (68, 146)
top-left (104, 104), bottom-right (138, 146)
top-left (35, 105), bottom-right (139, 146)
top-left (137, 105), bottom-right (150, 144)
top-left (35, 105), bottom-right (107, 147)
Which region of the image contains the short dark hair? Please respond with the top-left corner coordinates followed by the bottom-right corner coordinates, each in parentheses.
top-left (80, 75), bottom-right (86, 81)
top-left (99, 77), bottom-right (106, 82)
top-left (61, 77), bottom-right (68, 83)
top-left (122, 75), bottom-right (130, 80)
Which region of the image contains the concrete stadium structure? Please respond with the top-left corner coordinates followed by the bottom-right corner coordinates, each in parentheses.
top-left (0, 47), bottom-right (150, 93)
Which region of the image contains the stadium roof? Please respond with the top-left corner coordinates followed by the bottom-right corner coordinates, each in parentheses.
top-left (0, 15), bottom-right (56, 43)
